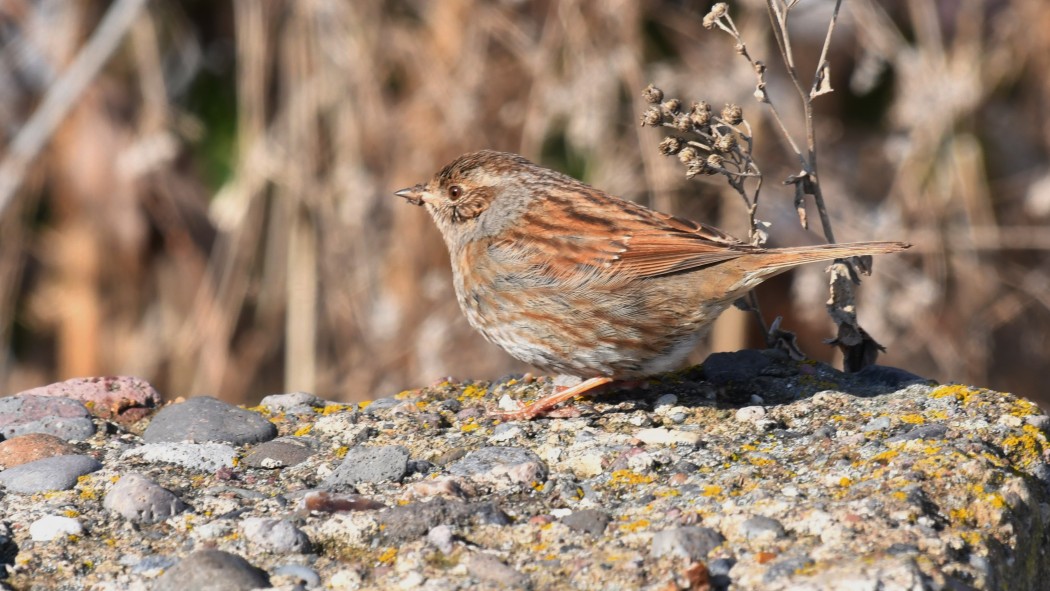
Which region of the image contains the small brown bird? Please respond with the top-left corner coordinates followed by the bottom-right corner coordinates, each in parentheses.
top-left (396, 150), bottom-right (908, 420)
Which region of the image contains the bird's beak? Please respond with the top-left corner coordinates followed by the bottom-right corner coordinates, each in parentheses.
top-left (394, 184), bottom-right (427, 206)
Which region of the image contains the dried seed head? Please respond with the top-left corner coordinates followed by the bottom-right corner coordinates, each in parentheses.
top-left (721, 103), bottom-right (743, 125)
top-left (662, 98), bottom-right (682, 114)
top-left (690, 102), bottom-right (712, 127)
top-left (706, 154), bottom-right (724, 169)
top-left (641, 106), bottom-right (664, 127)
top-left (673, 114), bottom-right (693, 132)
top-left (642, 84), bottom-right (664, 104)
top-left (714, 134), bottom-right (737, 152)
top-left (678, 146), bottom-right (699, 165)
top-left (703, 3), bottom-right (728, 29)
top-left (686, 159), bottom-right (712, 179)
top-left (658, 137), bottom-right (684, 155)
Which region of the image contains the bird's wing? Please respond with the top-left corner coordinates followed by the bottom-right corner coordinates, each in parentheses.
top-left (491, 184), bottom-right (755, 284)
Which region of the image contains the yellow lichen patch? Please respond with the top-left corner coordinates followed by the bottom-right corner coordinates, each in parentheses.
top-left (740, 444), bottom-right (758, 452)
top-left (394, 390), bottom-right (413, 400)
top-left (747, 456), bottom-right (776, 468)
top-left (948, 507), bottom-right (974, 525)
top-left (530, 543), bottom-right (548, 552)
top-left (321, 404), bottom-right (349, 415)
top-left (619, 518), bottom-right (650, 533)
top-left (1001, 424), bottom-right (1046, 468)
top-left (64, 509), bottom-right (79, 518)
top-left (869, 449), bottom-right (899, 466)
top-left (458, 384), bottom-right (489, 401)
top-left (838, 477), bottom-right (853, 487)
top-left (654, 489), bottom-right (681, 498)
top-left (609, 470), bottom-right (655, 486)
top-left (925, 409), bottom-right (949, 421)
top-left (891, 491), bottom-right (908, 501)
top-left (1008, 398), bottom-right (1040, 419)
top-left (245, 405), bottom-right (269, 415)
top-left (358, 400), bottom-right (372, 410)
top-left (900, 414), bottom-right (926, 425)
top-left (335, 446), bottom-right (349, 458)
top-left (829, 415), bottom-right (847, 422)
top-left (460, 421), bottom-right (481, 433)
top-left (701, 485), bottom-right (723, 497)
top-left (930, 384), bottom-right (984, 405)
top-left (377, 548), bottom-right (398, 564)
top-left (959, 531), bottom-right (983, 547)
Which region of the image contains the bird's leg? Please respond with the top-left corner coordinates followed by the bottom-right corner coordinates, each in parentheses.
top-left (493, 376), bottom-right (614, 421)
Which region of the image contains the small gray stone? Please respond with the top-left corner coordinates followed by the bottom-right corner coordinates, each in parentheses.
top-left (740, 515), bottom-right (786, 541)
top-left (560, 509), bottom-right (611, 536)
top-left (243, 438), bottom-right (317, 469)
top-left (153, 550), bottom-right (270, 591)
top-left (143, 396), bottom-right (277, 445)
top-left (448, 446), bottom-right (548, 487)
top-left (323, 445), bottom-right (409, 488)
top-left (887, 423), bottom-right (948, 443)
top-left (259, 391), bottom-right (325, 414)
top-left (0, 395), bottom-right (95, 441)
top-left (103, 473), bottom-right (187, 523)
top-left (0, 454), bottom-right (101, 493)
top-left (465, 553), bottom-right (529, 588)
top-left (862, 416), bottom-right (892, 433)
top-left (121, 442), bottom-right (237, 472)
top-left (378, 498), bottom-right (510, 543)
top-left (241, 517), bottom-right (312, 553)
top-left (651, 526), bottom-right (725, 560)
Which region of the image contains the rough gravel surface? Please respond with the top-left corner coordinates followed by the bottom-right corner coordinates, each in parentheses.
top-left (0, 350), bottom-right (1048, 590)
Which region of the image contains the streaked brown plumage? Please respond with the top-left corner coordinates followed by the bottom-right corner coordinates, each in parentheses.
top-left (396, 150), bottom-right (909, 419)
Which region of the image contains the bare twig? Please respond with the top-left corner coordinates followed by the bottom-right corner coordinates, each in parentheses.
top-left (0, 0), bottom-right (151, 217)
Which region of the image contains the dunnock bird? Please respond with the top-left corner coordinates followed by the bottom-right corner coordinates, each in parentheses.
top-left (396, 150), bottom-right (908, 420)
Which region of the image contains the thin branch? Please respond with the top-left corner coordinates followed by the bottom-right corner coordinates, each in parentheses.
top-left (0, 0), bottom-right (152, 217)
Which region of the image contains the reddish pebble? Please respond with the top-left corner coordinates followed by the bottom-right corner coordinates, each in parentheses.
top-left (528, 515), bottom-right (554, 526)
top-left (668, 473), bottom-right (689, 486)
top-left (15, 376), bottom-right (161, 423)
top-left (0, 433), bottom-right (79, 468)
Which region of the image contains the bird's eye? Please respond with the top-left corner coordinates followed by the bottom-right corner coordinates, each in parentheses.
top-left (449, 185), bottom-right (462, 201)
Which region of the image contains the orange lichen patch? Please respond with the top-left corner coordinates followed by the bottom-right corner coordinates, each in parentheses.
top-left (610, 470), bottom-right (655, 486)
top-left (756, 552), bottom-right (777, 564)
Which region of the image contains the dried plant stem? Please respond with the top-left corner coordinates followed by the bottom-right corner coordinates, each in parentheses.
top-left (0, 0), bottom-right (150, 217)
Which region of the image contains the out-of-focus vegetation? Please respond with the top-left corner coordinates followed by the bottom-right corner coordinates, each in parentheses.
top-left (1, 0), bottom-right (1048, 407)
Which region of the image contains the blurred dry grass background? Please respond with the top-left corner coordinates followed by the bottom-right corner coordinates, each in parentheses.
top-left (0, 0), bottom-right (1048, 407)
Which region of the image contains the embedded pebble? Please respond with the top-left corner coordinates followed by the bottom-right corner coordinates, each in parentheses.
top-left (634, 427), bottom-right (701, 446)
top-left (243, 437), bottom-right (317, 468)
top-left (103, 473), bottom-right (187, 523)
top-left (259, 391), bottom-right (326, 414)
top-left (465, 552), bottom-right (530, 588)
top-left (121, 442), bottom-right (237, 472)
top-left (0, 433), bottom-right (79, 468)
top-left (323, 445), bottom-right (410, 487)
top-left (29, 515), bottom-right (84, 542)
top-left (735, 406), bottom-right (767, 423)
top-left (739, 515), bottom-right (786, 541)
top-left (153, 549), bottom-right (270, 591)
top-left (142, 396), bottom-right (277, 444)
top-left (447, 446), bottom-right (548, 487)
top-left (241, 517), bottom-right (312, 553)
top-left (272, 564), bottom-right (322, 587)
top-left (427, 524), bottom-right (455, 554)
top-left (0, 395), bottom-right (95, 441)
top-left (560, 509), bottom-right (611, 536)
top-left (651, 526), bottom-right (725, 560)
top-left (0, 454), bottom-right (102, 493)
